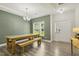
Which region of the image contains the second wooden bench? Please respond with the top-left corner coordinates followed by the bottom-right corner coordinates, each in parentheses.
top-left (16, 37), bottom-right (42, 54)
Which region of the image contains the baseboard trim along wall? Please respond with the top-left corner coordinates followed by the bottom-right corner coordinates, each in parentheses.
top-left (0, 43), bottom-right (6, 47)
top-left (53, 40), bottom-right (70, 44)
top-left (42, 39), bottom-right (52, 43)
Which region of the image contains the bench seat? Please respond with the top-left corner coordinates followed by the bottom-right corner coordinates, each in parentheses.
top-left (16, 39), bottom-right (29, 44)
top-left (17, 39), bottom-right (34, 47)
top-left (16, 37), bottom-right (42, 54)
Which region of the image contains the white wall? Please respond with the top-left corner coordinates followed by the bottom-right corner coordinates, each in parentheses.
top-left (51, 9), bottom-right (75, 42)
top-left (50, 5), bottom-right (79, 42)
top-left (75, 6), bottom-right (79, 27)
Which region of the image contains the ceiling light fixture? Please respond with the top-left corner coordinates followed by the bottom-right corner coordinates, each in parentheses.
top-left (23, 8), bottom-right (31, 21)
top-left (57, 8), bottom-right (64, 14)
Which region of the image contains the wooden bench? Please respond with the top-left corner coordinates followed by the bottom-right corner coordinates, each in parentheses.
top-left (16, 37), bottom-right (42, 54)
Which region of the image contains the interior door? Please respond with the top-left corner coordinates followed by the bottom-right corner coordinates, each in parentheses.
top-left (54, 21), bottom-right (72, 42)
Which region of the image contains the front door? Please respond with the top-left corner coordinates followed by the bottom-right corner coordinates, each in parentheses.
top-left (54, 21), bottom-right (72, 42)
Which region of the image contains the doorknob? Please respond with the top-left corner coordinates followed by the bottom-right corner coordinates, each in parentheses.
top-left (56, 28), bottom-right (61, 33)
top-left (58, 29), bottom-right (61, 32)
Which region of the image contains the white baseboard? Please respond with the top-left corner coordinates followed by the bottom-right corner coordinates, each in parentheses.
top-left (53, 40), bottom-right (70, 44)
top-left (0, 43), bottom-right (6, 47)
top-left (42, 40), bottom-right (52, 43)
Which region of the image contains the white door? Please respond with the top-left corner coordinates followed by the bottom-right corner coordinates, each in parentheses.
top-left (54, 21), bottom-right (72, 42)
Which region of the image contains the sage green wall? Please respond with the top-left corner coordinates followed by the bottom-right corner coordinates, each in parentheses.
top-left (30, 15), bottom-right (50, 40)
top-left (0, 10), bottom-right (30, 44)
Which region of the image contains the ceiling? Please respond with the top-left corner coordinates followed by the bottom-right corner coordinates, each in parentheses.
top-left (0, 3), bottom-right (77, 19)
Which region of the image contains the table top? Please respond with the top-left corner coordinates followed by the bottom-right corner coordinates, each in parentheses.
top-left (6, 34), bottom-right (39, 39)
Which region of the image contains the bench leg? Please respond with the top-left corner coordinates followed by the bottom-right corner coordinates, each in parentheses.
top-left (21, 47), bottom-right (24, 55)
top-left (37, 40), bottom-right (41, 46)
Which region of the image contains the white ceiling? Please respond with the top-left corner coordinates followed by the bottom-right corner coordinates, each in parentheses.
top-left (0, 3), bottom-right (77, 19)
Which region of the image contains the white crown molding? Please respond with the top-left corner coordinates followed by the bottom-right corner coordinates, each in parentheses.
top-left (0, 5), bottom-right (46, 19)
top-left (0, 4), bottom-right (54, 19)
top-left (0, 5), bottom-right (24, 16)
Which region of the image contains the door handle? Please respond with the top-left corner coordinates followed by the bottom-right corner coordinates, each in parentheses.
top-left (56, 28), bottom-right (61, 33)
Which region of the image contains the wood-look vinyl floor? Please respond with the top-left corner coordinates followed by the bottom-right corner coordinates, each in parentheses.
top-left (0, 41), bottom-right (79, 56)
